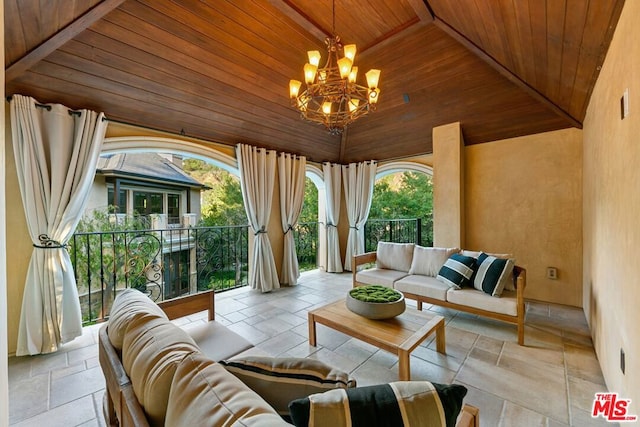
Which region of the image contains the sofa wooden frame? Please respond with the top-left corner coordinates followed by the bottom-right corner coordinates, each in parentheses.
top-left (352, 252), bottom-right (527, 346)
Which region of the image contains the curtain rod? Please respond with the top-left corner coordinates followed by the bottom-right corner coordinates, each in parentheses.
top-left (6, 95), bottom-right (81, 116)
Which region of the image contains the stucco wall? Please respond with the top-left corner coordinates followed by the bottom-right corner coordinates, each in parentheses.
top-left (4, 123), bottom-right (32, 356)
top-left (465, 128), bottom-right (583, 306)
top-left (582, 0), bottom-right (639, 412)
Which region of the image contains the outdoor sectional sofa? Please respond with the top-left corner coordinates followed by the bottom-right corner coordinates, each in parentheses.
top-left (353, 242), bottom-right (527, 345)
top-left (99, 287), bottom-right (480, 427)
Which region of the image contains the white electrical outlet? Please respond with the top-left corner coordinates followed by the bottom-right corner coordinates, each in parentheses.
top-left (622, 88), bottom-right (630, 119)
top-left (546, 267), bottom-right (558, 280)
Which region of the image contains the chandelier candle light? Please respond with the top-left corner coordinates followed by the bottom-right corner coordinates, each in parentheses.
top-left (289, 3), bottom-right (381, 135)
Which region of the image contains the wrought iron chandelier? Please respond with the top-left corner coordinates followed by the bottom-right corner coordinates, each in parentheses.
top-left (288, 1), bottom-right (381, 135)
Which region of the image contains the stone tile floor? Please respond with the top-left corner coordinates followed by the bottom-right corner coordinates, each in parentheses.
top-left (8, 270), bottom-right (616, 426)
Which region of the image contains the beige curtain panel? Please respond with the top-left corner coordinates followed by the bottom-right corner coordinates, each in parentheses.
top-left (323, 163), bottom-right (343, 273)
top-left (278, 152), bottom-right (306, 286)
top-left (10, 95), bottom-right (107, 356)
top-left (236, 143), bottom-right (279, 292)
top-left (342, 161), bottom-right (377, 271)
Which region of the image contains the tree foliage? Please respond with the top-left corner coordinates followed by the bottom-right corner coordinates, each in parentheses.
top-left (369, 172), bottom-right (433, 220)
top-left (184, 159), bottom-right (248, 226)
top-left (299, 177), bottom-right (318, 224)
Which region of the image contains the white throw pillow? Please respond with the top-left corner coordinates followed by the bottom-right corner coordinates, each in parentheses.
top-left (376, 242), bottom-right (415, 273)
top-left (409, 246), bottom-right (460, 277)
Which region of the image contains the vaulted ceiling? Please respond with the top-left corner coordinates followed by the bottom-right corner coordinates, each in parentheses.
top-left (4, 0), bottom-right (624, 163)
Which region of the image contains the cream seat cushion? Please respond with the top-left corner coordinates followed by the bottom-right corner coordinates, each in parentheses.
top-left (181, 320), bottom-right (253, 361)
top-left (356, 268), bottom-right (408, 287)
top-left (165, 352), bottom-right (290, 427)
top-left (446, 288), bottom-right (518, 316)
top-left (394, 275), bottom-right (450, 301)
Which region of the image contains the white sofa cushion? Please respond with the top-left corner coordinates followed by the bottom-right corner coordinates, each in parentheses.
top-left (446, 288), bottom-right (518, 316)
top-left (408, 246), bottom-right (459, 277)
top-left (356, 268), bottom-right (408, 288)
top-left (394, 275), bottom-right (450, 301)
top-left (376, 242), bottom-right (415, 273)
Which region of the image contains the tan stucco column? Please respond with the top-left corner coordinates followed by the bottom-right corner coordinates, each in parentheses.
top-left (432, 122), bottom-right (465, 248)
top-left (1, 0), bottom-right (9, 421)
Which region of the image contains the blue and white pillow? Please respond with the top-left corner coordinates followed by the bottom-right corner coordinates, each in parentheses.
top-left (436, 254), bottom-right (476, 289)
top-left (474, 253), bottom-right (515, 297)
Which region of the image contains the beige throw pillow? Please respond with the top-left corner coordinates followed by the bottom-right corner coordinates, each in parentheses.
top-left (408, 246), bottom-right (460, 277)
top-left (165, 353), bottom-right (289, 426)
top-left (107, 288), bottom-right (168, 350)
top-left (376, 242), bottom-right (415, 272)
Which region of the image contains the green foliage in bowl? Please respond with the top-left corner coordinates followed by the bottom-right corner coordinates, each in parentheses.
top-left (349, 285), bottom-right (402, 303)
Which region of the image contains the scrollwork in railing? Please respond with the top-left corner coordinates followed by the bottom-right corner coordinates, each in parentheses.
top-left (194, 225), bottom-right (249, 292)
top-left (125, 233), bottom-right (163, 301)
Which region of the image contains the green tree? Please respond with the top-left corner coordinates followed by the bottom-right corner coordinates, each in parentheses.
top-left (299, 177), bottom-right (318, 224)
top-left (369, 172), bottom-right (433, 246)
top-left (183, 159), bottom-right (248, 226)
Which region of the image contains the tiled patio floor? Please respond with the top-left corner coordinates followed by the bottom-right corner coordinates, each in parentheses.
top-left (8, 270), bottom-right (615, 426)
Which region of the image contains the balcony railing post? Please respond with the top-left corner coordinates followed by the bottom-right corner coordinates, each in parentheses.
top-left (416, 218), bottom-right (422, 246)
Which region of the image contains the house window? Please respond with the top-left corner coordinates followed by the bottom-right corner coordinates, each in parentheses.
top-left (106, 185), bottom-right (183, 224)
top-left (133, 191), bottom-right (163, 216)
top-left (167, 194), bottom-right (180, 224)
top-left (107, 188), bottom-right (127, 213)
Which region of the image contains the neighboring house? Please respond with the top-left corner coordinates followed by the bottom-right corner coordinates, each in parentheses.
top-left (83, 152), bottom-right (208, 301)
top-left (86, 152), bottom-right (205, 226)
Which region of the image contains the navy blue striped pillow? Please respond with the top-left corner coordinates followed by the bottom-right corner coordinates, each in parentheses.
top-left (474, 252), bottom-right (515, 296)
top-left (436, 253), bottom-right (477, 289)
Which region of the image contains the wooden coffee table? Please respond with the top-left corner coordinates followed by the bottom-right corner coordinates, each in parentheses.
top-left (308, 299), bottom-right (446, 381)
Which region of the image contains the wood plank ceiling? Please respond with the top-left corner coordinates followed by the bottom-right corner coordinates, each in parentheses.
top-left (4, 0), bottom-right (624, 163)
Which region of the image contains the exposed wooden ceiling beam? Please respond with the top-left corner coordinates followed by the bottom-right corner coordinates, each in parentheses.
top-left (270, 0), bottom-right (330, 43)
top-left (405, 0), bottom-right (434, 23)
top-left (5, 0), bottom-right (127, 83)
top-left (433, 17), bottom-right (583, 129)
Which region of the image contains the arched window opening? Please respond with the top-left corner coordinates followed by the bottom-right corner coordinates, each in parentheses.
top-left (365, 165), bottom-right (433, 252)
top-left (72, 138), bottom-right (249, 325)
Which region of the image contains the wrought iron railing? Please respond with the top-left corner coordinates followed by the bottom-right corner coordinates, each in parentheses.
top-left (70, 217), bottom-right (431, 324)
top-left (69, 225), bottom-right (249, 325)
top-left (364, 216), bottom-right (433, 252)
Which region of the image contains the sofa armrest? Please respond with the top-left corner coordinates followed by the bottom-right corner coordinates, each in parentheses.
top-left (352, 252), bottom-right (378, 287)
top-left (98, 324), bottom-right (130, 426)
top-left (456, 404), bottom-right (479, 427)
top-left (158, 289), bottom-right (215, 321)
